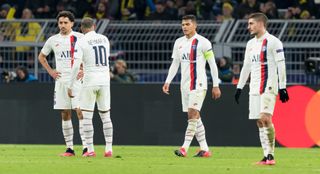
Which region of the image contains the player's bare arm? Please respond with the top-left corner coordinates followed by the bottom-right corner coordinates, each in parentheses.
top-left (38, 52), bottom-right (61, 80)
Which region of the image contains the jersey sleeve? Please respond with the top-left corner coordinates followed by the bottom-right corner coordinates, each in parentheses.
top-left (74, 39), bottom-right (84, 60)
top-left (202, 39), bottom-right (214, 60)
top-left (41, 37), bottom-right (53, 56)
top-left (272, 38), bottom-right (285, 62)
top-left (237, 42), bottom-right (251, 89)
top-left (171, 40), bottom-right (179, 59)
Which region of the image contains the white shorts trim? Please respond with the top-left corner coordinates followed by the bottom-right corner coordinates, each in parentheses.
top-left (54, 81), bottom-right (81, 110)
top-left (80, 85), bottom-right (110, 111)
top-left (181, 89), bottom-right (206, 112)
top-left (249, 93), bottom-right (276, 119)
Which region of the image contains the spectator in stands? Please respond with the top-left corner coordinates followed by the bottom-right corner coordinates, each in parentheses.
top-left (95, 2), bottom-right (111, 19)
top-left (293, 0), bottom-right (317, 18)
top-left (260, 1), bottom-right (279, 19)
top-left (197, 0), bottom-right (214, 20)
top-left (25, 0), bottom-right (53, 18)
top-left (0, 3), bottom-right (15, 19)
top-left (15, 8), bottom-right (42, 68)
top-left (176, 0), bottom-right (186, 18)
top-left (232, 64), bottom-right (241, 85)
top-left (15, 66), bottom-right (37, 82)
top-left (15, 8), bottom-right (42, 53)
top-left (110, 59), bottom-right (136, 83)
top-left (120, 0), bottom-right (137, 20)
top-left (148, 1), bottom-right (171, 20)
top-left (212, 0), bottom-right (237, 17)
top-left (234, 0), bottom-right (261, 19)
top-left (216, 2), bottom-right (234, 22)
top-left (217, 57), bottom-right (233, 83)
top-left (185, 1), bottom-right (197, 16)
top-left (0, 4), bottom-right (16, 41)
top-left (284, 6), bottom-right (301, 19)
top-left (165, 0), bottom-right (178, 20)
top-left (299, 9), bottom-right (312, 19)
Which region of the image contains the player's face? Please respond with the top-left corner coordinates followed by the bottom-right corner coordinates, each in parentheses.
top-left (181, 19), bottom-right (197, 38)
top-left (247, 18), bottom-right (263, 36)
top-left (58, 17), bottom-right (74, 35)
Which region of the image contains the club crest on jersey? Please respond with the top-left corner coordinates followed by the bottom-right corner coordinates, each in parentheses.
top-left (261, 46), bottom-right (267, 52)
top-left (192, 45), bottom-right (197, 50)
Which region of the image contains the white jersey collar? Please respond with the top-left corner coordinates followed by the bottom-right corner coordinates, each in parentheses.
top-left (185, 33), bottom-right (198, 41)
top-left (255, 31), bottom-right (269, 42)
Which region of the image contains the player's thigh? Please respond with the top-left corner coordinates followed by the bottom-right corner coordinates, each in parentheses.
top-left (54, 81), bottom-right (71, 110)
top-left (249, 95), bottom-right (261, 120)
top-left (80, 86), bottom-right (97, 111)
top-left (188, 89), bottom-right (206, 112)
top-left (181, 89), bottom-right (189, 112)
top-left (96, 85), bottom-right (110, 111)
top-left (260, 93), bottom-right (276, 115)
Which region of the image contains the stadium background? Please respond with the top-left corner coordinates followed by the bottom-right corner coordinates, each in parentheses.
top-left (1, 1), bottom-right (320, 148)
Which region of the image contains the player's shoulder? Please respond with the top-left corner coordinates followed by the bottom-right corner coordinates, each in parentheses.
top-left (72, 31), bottom-right (84, 38)
top-left (44, 33), bottom-right (60, 44)
top-left (175, 36), bottom-right (185, 42)
top-left (267, 33), bottom-right (282, 44)
top-left (196, 34), bottom-right (209, 41)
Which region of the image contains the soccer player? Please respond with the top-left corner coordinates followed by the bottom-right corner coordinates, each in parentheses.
top-left (234, 13), bottom-right (289, 165)
top-left (38, 11), bottom-right (87, 156)
top-left (162, 15), bottom-right (221, 157)
top-left (68, 17), bottom-right (113, 157)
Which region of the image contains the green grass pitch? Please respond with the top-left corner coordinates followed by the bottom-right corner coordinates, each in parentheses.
top-left (0, 145), bottom-right (319, 174)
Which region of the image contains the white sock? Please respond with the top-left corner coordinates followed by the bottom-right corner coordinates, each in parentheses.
top-left (100, 111), bottom-right (113, 152)
top-left (195, 119), bottom-right (209, 151)
top-left (182, 119), bottom-right (198, 152)
top-left (259, 127), bottom-right (268, 157)
top-left (82, 111), bottom-right (94, 153)
top-left (62, 120), bottom-right (74, 150)
top-left (264, 124), bottom-right (275, 156)
top-left (79, 120), bottom-right (87, 149)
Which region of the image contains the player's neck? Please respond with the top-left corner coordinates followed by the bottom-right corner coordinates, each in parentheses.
top-left (256, 30), bottom-right (267, 39)
top-left (185, 32), bottom-right (196, 39)
top-left (60, 30), bottom-right (72, 36)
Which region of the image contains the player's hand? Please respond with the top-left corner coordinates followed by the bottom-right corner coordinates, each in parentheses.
top-left (49, 69), bottom-right (61, 80)
top-left (77, 70), bottom-right (84, 80)
top-left (67, 88), bottom-right (74, 98)
top-left (211, 87), bottom-right (221, 100)
top-left (234, 88), bottom-right (242, 104)
top-left (162, 83), bottom-right (170, 95)
top-left (279, 88), bottom-right (289, 103)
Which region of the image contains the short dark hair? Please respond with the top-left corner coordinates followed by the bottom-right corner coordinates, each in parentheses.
top-left (182, 15), bottom-right (197, 23)
top-left (248, 13), bottom-right (268, 27)
top-left (81, 17), bottom-right (95, 29)
top-left (56, 11), bottom-right (75, 22)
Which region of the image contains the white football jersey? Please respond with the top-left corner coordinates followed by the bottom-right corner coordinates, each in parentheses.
top-left (172, 33), bottom-right (218, 90)
top-left (237, 32), bottom-right (286, 95)
top-left (73, 31), bottom-right (110, 87)
top-left (41, 31), bottom-right (84, 84)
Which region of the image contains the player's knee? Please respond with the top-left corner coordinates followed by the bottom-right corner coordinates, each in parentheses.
top-left (256, 120), bottom-right (263, 127)
top-left (260, 113), bottom-right (272, 125)
top-left (187, 108), bottom-right (199, 119)
top-left (75, 108), bottom-right (83, 120)
top-left (61, 110), bottom-right (71, 121)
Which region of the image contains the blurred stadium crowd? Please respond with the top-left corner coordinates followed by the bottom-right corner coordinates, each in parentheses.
top-left (1, 0), bottom-right (320, 21)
